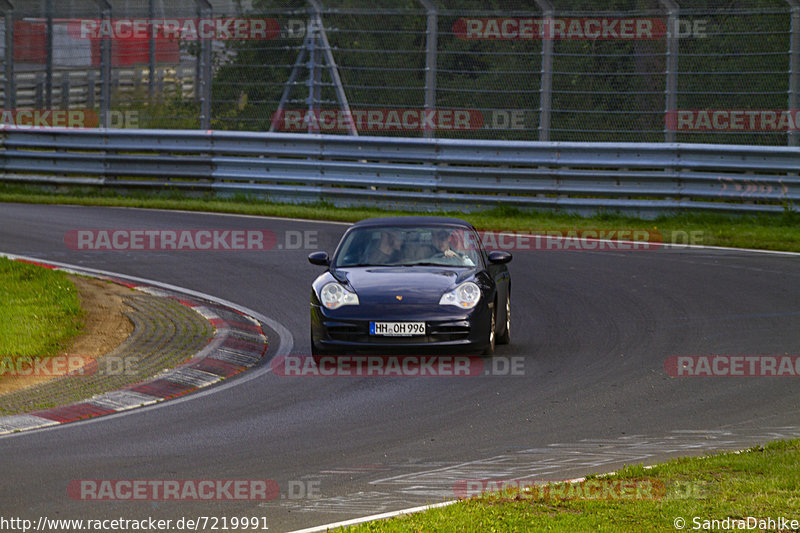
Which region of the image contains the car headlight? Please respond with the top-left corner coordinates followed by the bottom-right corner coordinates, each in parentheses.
top-left (439, 281), bottom-right (481, 309)
top-left (320, 282), bottom-right (359, 309)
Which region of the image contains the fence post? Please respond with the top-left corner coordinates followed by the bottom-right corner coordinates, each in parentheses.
top-left (61, 72), bottom-right (69, 108)
top-left (45, 0), bottom-right (53, 108)
top-left (788, 0), bottom-right (800, 147)
top-left (0, 0), bottom-right (13, 109)
top-left (35, 72), bottom-right (44, 108)
top-left (95, 0), bottom-right (112, 128)
top-left (87, 70), bottom-right (95, 109)
top-left (148, 0), bottom-right (155, 102)
top-left (195, 0), bottom-right (213, 130)
top-left (534, 0), bottom-right (553, 141)
top-left (660, 0), bottom-right (679, 143)
top-left (419, 0), bottom-right (438, 139)
top-left (305, 5), bottom-right (321, 133)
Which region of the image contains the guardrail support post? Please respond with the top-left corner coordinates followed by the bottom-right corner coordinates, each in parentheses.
top-left (0, 0), bottom-right (14, 109)
top-left (788, 1), bottom-right (800, 147)
top-left (534, 0), bottom-right (553, 141)
top-left (660, 0), bottom-right (680, 143)
top-left (419, 0), bottom-right (438, 139)
top-left (195, 0), bottom-right (213, 130)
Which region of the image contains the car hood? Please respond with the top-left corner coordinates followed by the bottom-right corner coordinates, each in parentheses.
top-left (337, 266), bottom-right (475, 305)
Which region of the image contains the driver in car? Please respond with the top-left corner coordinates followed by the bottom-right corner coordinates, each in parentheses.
top-left (431, 229), bottom-right (474, 266)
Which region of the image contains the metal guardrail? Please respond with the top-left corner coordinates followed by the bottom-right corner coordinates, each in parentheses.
top-left (0, 128), bottom-right (798, 216)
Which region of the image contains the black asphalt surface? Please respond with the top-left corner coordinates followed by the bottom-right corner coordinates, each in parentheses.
top-left (1, 202), bottom-right (799, 532)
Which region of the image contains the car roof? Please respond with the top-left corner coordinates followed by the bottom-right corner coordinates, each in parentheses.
top-left (350, 216), bottom-right (475, 229)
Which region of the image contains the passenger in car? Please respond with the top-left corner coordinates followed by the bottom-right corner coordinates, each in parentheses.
top-left (364, 229), bottom-right (402, 264)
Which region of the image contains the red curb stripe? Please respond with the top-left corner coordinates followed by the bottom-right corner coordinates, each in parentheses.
top-left (32, 403), bottom-right (117, 423)
top-left (13, 259), bottom-right (57, 269)
top-left (112, 280), bottom-right (140, 289)
top-left (222, 321), bottom-right (263, 334)
top-left (189, 357), bottom-right (246, 377)
top-left (126, 379), bottom-right (196, 399)
top-left (222, 336), bottom-right (264, 354)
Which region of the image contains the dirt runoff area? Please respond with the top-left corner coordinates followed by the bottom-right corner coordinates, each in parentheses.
top-left (0, 275), bottom-right (134, 395)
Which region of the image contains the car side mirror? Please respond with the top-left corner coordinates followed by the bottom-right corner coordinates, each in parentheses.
top-left (488, 251), bottom-right (512, 264)
top-left (308, 251), bottom-right (330, 266)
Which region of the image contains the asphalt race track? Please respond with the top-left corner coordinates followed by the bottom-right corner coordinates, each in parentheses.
top-left (1, 202), bottom-right (799, 532)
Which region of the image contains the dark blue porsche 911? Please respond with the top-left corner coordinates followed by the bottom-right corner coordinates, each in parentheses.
top-left (308, 216), bottom-right (511, 356)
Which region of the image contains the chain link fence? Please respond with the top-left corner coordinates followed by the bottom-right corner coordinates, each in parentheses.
top-left (0, 0), bottom-right (798, 145)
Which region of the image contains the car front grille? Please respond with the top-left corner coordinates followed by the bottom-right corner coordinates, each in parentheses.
top-left (326, 322), bottom-right (470, 343)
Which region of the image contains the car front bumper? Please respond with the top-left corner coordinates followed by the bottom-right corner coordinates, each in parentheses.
top-left (310, 304), bottom-right (492, 354)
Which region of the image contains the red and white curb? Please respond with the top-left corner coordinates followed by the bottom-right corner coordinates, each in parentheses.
top-left (0, 255), bottom-right (269, 436)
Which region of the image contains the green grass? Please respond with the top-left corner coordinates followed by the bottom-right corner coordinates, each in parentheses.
top-left (342, 440), bottom-right (800, 532)
top-left (0, 257), bottom-right (84, 358)
top-left (1, 184), bottom-right (799, 252)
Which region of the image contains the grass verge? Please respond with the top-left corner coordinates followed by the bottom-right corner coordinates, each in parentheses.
top-left (0, 257), bottom-right (84, 358)
top-left (342, 439), bottom-right (800, 532)
top-left (1, 184), bottom-right (799, 252)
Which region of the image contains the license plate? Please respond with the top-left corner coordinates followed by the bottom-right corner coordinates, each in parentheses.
top-left (370, 321), bottom-right (426, 336)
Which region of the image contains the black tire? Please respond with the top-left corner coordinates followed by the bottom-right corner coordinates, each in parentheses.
top-left (483, 304), bottom-right (496, 356)
top-left (311, 340), bottom-right (323, 366)
top-left (497, 293), bottom-right (511, 345)
top-left (311, 340), bottom-right (344, 366)
top-left (311, 329), bottom-right (329, 365)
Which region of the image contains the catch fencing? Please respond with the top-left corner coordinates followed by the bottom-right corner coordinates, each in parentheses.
top-left (0, 1), bottom-right (799, 145)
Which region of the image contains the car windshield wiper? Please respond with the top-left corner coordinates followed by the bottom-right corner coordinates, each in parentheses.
top-left (338, 263), bottom-right (390, 267)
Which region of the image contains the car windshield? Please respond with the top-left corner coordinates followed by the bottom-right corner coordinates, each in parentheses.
top-left (333, 225), bottom-right (483, 268)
